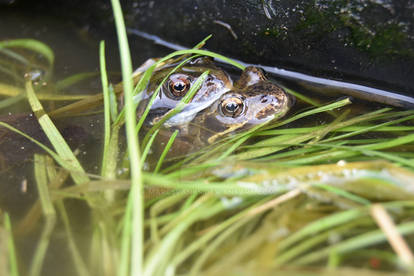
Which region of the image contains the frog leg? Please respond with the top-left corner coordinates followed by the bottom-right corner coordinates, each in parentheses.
top-left (207, 121), bottom-right (247, 144)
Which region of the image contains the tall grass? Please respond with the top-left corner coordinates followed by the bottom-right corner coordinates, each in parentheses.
top-left (1, 1), bottom-right (414, 276)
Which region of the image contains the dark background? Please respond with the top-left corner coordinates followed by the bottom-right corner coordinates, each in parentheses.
top-left (3, 0), bottom-right (414, 95)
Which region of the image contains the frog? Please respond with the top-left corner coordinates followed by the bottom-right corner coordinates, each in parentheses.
top-left (135, 56), bottom-right (233, 125)
top-left (138, 59), bottom-right (294, 157)
top-left (191, 66), bottom-right (293, 146)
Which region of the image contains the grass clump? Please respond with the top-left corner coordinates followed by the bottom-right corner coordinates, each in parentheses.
top-left (1, 1), bottom-right (414, 276)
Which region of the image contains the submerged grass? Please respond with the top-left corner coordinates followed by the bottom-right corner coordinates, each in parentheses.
top-left (1, 2), bottom-right (414, 276)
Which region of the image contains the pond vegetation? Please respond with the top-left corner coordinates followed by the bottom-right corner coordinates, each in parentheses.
top-left (1, 1), bottom-right (414, 276)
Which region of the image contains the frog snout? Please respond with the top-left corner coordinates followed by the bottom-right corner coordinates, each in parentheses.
top-left (251, 94), bottom-right (283, 120)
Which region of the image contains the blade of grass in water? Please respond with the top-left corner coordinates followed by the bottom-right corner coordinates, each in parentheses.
top-left (99, 40), bottom-right (115, 185)
top-left (4, 213), bottom-right (19, 276)
top-left (275, 218), bottom-right (372, 266)
top-left (279, 133), bottom-right (414, 166)
top-left (234, 103), bottom-right (389, 160)
top-left (150, 193), bottom-right (190, 243)
top-left (0, 47), bottom-right (29, 65)
top-left (110, 1), bottom-right (143, 275)
top-left (57, 202), bottom-right (91, 276)
top-left (322, 113), bottom-right (414, 143)
top-left (30, 154), bottom-right (56, 276)
top-left (144, 196), bottom-right (223, 276)
top-left (312, 183), bottom-right (371, 205)
top-left (267, 97), bottom-right (352, 129)
top-left (143, 173), bottom-right (282, 196)
top-left (338, 125), bottom-right (414, 132)
top-left (141, 129), bottom-right (160, 168)
top-left (293, 221), bottom-right (414, 266)
top-left (56, 72), bottom-right (100, 90)
top-left (0, 39), bottom-right (54, 66)
top-left (118, 190), bottom-right (133, 276)
top-left (277, 201), bottom-right (414, 256)
top-left (108, 84), bottom-right (118, 122)
top-left (154, 129), bottom-right (179, 173)
top-left (0, 83), bottom-right (92, 100)
top-left (282, 143), bottom-right (414, 168)
top-left (279, 209), bottom-right (365, 251)
top-left (257, 126), bottom-right (323, 136)
top-left (0, 93), bottom-right (25, 110)
top-left (284, 87), bottom-right (322, 108)
top-left (25, 79), bottom-right (89, 185)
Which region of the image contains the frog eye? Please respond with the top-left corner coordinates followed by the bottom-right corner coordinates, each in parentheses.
top-left (220, 96), bottom-right (245, 117)
top-left (167, 75), bottom-right (191, 98)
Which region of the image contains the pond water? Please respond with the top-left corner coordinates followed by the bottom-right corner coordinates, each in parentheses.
top-left (1, 7), bottom-right (414, 276)
top-left (0, 10), bottom-right (172, 276)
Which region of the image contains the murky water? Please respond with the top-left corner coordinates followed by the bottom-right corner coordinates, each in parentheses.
top-left (0, 10), bottom-right (172, 276)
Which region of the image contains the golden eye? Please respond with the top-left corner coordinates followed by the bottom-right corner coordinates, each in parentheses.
top-left (220, 96), bottom-right (244, 117)
top-left (168, 75), bottom-right (191, 98)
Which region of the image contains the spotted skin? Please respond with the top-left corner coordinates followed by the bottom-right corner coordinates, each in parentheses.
top-left (172, 66), bottom-right (293, 147)
top-left (139, 60), bottom-right (294, 157)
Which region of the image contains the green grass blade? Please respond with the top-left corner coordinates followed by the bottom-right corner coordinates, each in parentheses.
top-left (293, 221), bottom-right (414, 266)
top-left (109, 84), bottom-right (118, 122)
top-left (0, 39), bottom-right (54, 66)
top-left (278, 208), bottom-right (367, 251)
top-left (0, 47), bottom-right (29, 65)
top-left (29, 154), bottom-right (56, 276)
top-left (267, 97), bottom-right (352, 129)
top-left (0, 93), bottom-right (25, 110)
top-left (141, 129), bottom-right (160, 168)
top-left (56, 72), bottom-right (99, 91)
top-left (4, 213), bottom-right (19, 276)
top-left (25, 79), bottom-right (89, 185)
top-left (275, 219), bottom-right (370, 266)
top-left (154, 130), bottom-right (179, 173)
top-left (118, 191), bottom-right (133, 276)
top-left (100, 41), bottom-right (112, 177)
top-left (284, 87), bottom-right (321, 108)
top-left (110, 1), bottom-right (144, 275)
top-left (57, 202), bottom-right (91, 276)
top-left (313, 183), bottom-right (371, 205)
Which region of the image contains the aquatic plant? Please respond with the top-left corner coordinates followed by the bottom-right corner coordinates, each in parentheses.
top-left (1, 1), bottom-right (414, 276)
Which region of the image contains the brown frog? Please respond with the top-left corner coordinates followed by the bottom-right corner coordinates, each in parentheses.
top-left (136, 56), bottom-right (233, 124)
top-left (190, 66), bottom-right (293, 146)
top-left (139, 59), bottom-right (293, 156)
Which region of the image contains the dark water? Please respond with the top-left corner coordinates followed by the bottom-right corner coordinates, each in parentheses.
top-left (0, 10), bottom-right (172, 276)
top-left (0, 8), bottom-right (173, 209)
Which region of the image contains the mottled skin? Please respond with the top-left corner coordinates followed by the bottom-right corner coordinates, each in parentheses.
top-left (139, 58), bottom-right (294, 156)
top-left (181, 66), bottom-right (293, 147)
